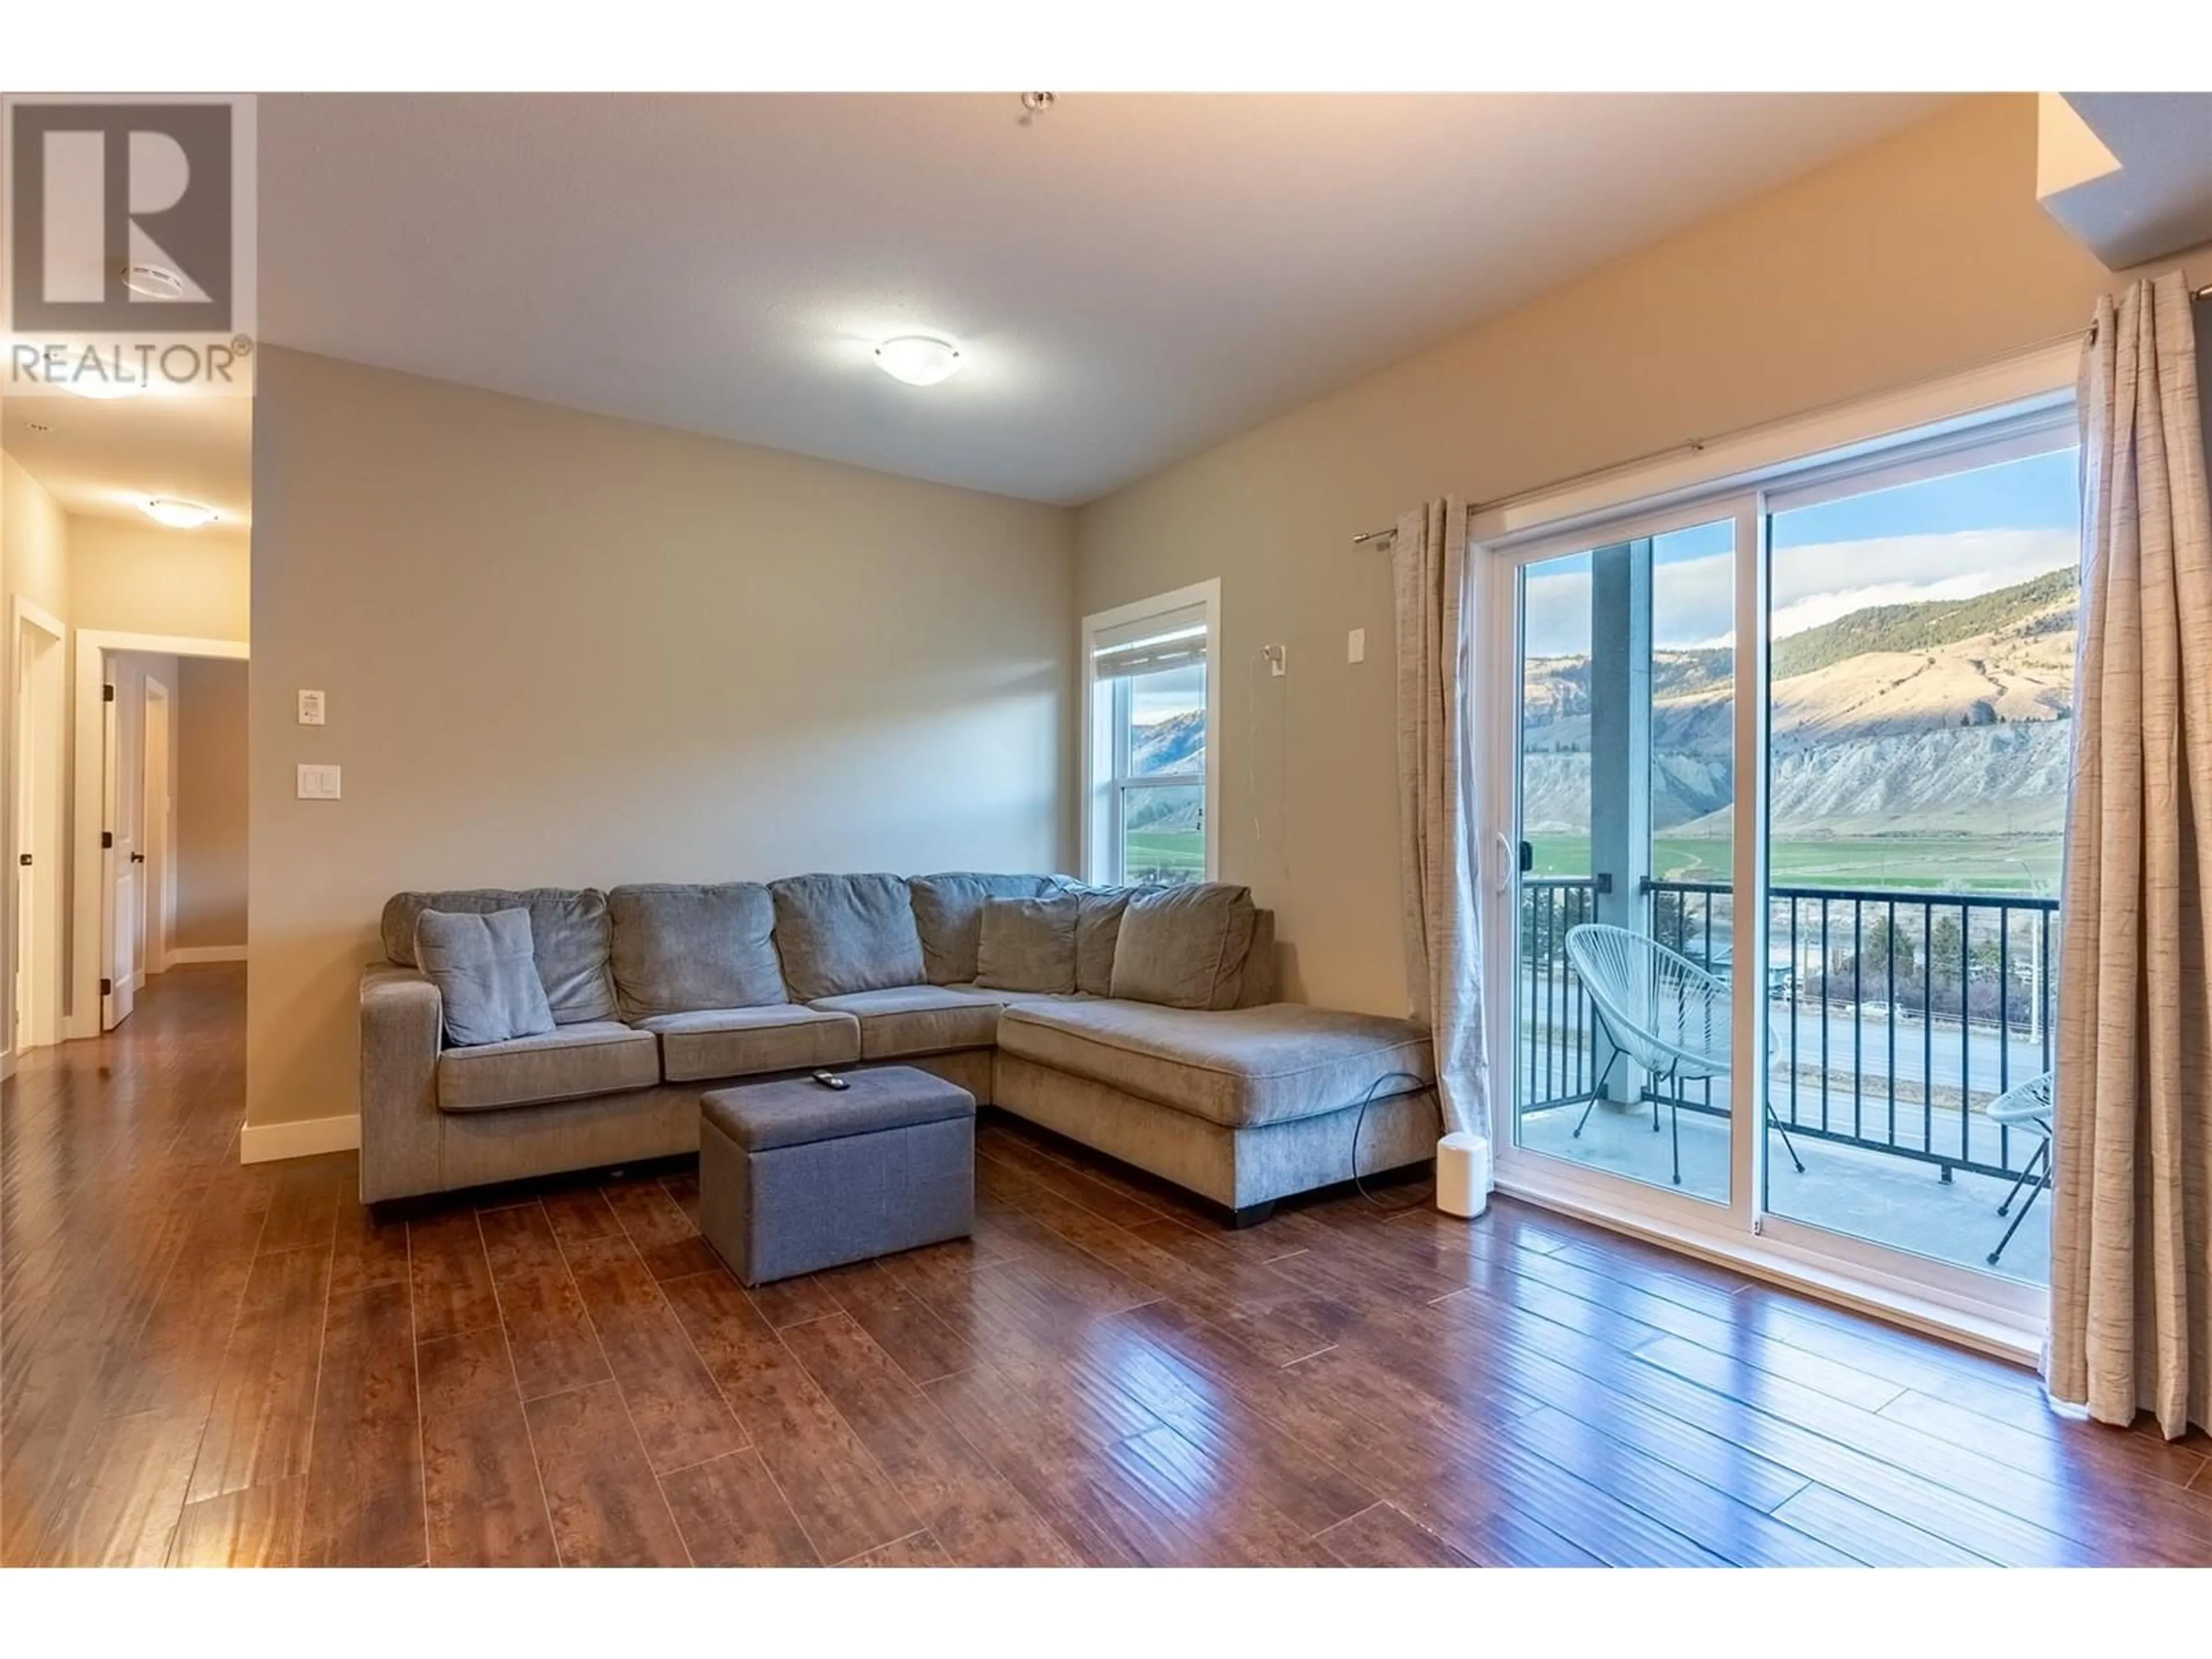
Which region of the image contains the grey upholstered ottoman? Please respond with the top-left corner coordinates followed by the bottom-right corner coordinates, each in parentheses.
top-left (697, 1066), bottom-right (976, 1285)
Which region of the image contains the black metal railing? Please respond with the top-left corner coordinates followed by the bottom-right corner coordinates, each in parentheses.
top-left (1518, 876), bottom-right (2057, 1183)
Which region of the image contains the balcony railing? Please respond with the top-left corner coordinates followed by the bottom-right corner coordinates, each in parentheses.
top-left (1518, 876), bottom-right (2057, 1184)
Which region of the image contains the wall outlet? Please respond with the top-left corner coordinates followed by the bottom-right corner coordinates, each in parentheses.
top-left (1347, 628), bottom-right (1366, 664)
top-left (296, 764), bottom-right (342, 801)
top-left (298, 690), bottom-right (327, 725)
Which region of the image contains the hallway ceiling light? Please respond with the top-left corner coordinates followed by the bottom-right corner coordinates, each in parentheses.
top-left (873, 335), bottom-right (963, 387)
top-left (142, 497), bottom-right (217, 529)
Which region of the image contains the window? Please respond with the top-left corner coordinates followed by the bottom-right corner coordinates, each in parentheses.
top-left (1083, 580), bottom-right (1218, 887)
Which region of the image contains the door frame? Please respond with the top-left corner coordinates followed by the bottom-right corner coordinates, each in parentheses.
top-left (69, 630), bottom-right (248, 1040)
top-left (142, 675), bottom-right (175, 978)
top-left (1467, 342), bottom-right (2079, 1362)
top-left (7, 598), bottom-right (69, 1069)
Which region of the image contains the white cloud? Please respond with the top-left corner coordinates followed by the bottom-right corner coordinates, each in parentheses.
top-left (1523, 528), bottom-right (2077, 657)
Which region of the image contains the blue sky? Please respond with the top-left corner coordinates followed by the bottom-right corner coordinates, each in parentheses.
top-left (1527, 447), bottom-right (2082, 656)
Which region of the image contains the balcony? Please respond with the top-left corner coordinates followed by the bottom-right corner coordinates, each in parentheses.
top-left (1516, 877), bottom-right (2056, 1285)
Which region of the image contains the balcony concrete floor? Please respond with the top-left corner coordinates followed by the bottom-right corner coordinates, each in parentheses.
top-left (1516, 1096), bottom-right (2051, 1287)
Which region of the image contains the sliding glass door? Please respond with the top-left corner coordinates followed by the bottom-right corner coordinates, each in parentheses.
top-left (1491, 404), bottom-right (2077, 1324)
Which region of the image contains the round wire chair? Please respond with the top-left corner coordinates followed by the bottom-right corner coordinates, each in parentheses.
top-left (1564, 923), bottom-right (1804, 1186)
top-left (1984, 1070), bottom-right (2054, 1266)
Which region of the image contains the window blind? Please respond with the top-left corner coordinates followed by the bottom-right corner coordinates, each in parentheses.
top-left (1092, 603), bottom-right (1209, 680)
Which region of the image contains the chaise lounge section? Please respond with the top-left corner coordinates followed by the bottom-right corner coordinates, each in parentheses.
top-left (359, 872), bottom-right (1440, 1216)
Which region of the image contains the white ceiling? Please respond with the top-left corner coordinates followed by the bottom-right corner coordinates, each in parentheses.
top-left (253, 92), bottom-right (1951, 505)
top-left (2, 387), bottom-right (252, 528)
top-left (7, 93), bottom-right (1952, 522)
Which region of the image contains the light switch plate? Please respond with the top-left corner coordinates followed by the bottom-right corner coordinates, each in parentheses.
top-left (1347, 628), bottom-right (1366, 664)
top-left (296, 764), bottom-right (342, 801)
top-left (298, 690), bottom-right (326, 726)
top-left (1263, 644), bottom-right (1287, 678)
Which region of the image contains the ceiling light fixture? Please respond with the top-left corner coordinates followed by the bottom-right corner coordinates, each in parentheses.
top-left (142, 497), bottom-right (217, 529)
top-left (120, 263), bottom-right (186, 300)
top-left (873, 335), bottom-right (963, 387)
top-left (66, 376), bottom-right (146, 400)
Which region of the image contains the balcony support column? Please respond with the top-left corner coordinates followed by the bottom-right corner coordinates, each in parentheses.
top-left (1589, 539), bottom-right (1653, 1105)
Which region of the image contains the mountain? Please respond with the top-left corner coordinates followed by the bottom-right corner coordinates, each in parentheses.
top-left (1521, 567), bottom-right (2078, 838)
top-left (1131, 708), bottom-right (1205, 775)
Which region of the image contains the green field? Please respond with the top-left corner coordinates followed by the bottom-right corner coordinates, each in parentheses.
top-left (1528, 835), bottom-right (2062, 895)
top-left (1124, 831), bottom-right (1206, 883)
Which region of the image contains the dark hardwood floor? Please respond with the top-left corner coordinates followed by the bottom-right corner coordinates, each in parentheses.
top-left (5, 964), bottom-right (2207, 1567)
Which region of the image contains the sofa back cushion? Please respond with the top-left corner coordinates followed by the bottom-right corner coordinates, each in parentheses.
top-left (909, 872), bottom-right (1064, 984)
top-left (770, 873), bottom-right (926, 1000)
top-left (1067, 884), bottom-right (1152, 997)
top-left (975, 894), bottom-right (1080, 994)
top-left (414, 908), bottom-right (557, 1047)
top-left (608, 882), bottom-right (786, 1018)
top-left (1109, 882), bottom-right (1259, 1010)
top-left (381, 888), bottom-right (617, 1024)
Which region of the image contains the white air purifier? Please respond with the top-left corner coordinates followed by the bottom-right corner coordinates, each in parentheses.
top-left (1435, 1132), bottom-right (1491, 1218)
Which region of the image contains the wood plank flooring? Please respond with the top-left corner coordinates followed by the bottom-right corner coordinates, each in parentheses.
top-left (4, 964), bottom-right (2207, 1566)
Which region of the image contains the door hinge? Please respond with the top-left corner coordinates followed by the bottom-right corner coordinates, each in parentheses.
top-left (101, 831), bottom-right (113, 850)
top-left (100, 977), bottom-right (113, 997)
top-left (17, 853), bottom-right (30, 867)
top-left (103, 683), bottom-right (116, 703)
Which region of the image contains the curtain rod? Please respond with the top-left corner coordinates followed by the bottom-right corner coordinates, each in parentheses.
top-left (1352, 281), bottom-right (2212, 548)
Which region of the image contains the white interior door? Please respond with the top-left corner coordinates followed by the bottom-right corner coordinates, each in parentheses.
top-left (102, 680), bottom-right (138, 1030)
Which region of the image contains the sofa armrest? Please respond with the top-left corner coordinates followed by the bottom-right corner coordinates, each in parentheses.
top-left (360, 963), bottom-right (445, 1203)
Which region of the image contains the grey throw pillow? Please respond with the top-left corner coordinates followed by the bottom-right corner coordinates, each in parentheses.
top-left (414, 908), bottom-right (556, 1047)
top-left (1108, 883), bottom-right (1258, 1010)
top-left (975, 895), bottom-right (1080, 994)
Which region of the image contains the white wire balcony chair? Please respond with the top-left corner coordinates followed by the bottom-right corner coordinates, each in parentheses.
top-left (1984, 1070), bottom-right (2054, 1266)
top-left (1563, 922), bottom-right (1806, 1187)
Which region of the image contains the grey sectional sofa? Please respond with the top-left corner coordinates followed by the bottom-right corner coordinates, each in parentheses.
top-left (358, 873), bottom-right (1441, 1217)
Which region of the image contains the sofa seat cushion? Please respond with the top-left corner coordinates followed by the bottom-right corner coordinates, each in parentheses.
top-left (995, 1000), bottom-right (1434, 1130)
top-left (635, 1005), bottom-right (861, 1084)
top-left (437, 1021), bottom-right (661, 1113)
top-left (808, 982), bottom-right (1050, 1060)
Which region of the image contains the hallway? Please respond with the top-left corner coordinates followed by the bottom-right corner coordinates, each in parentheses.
top-left (5, 967), bottom-right (2210, 1567)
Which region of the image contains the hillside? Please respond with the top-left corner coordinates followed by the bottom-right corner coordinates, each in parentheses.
top-left (1770, 566), bottom-right (2077, 680)
top-left (1521, 567), bottom-right (2080, 839)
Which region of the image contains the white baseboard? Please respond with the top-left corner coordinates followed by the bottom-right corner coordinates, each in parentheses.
top-left (240, 1113), bottom-right (359, 1164)
top-left (0, 1049), bottom-right (14, 1082)
top-left (166, 945), bottom-right (247, 965)
top-left (129, 968), bottom-right (146, 991)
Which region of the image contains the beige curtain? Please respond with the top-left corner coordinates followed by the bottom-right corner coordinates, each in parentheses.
top-left (1391, 499), bottom-right (1490, 1145)
top-left (2048, 271), bottom-right (2212, 1440)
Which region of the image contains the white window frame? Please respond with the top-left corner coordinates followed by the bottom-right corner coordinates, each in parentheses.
top-left (1081, 578), bottom-right (1221, 887)
top-left (1470, 340), bottom-right (2081, 1363)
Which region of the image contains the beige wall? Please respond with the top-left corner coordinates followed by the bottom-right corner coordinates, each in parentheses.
top-left (2, 453), bottom-right (72, 1066)
top-left (70, 517), bottom-right (251, 643)
top-left (176, 657), bottom-right (249, 951)
top-left (1075, 94), bottom-right (2202, 1019)
top-left (245, 348), bottom-right (1078, 1128)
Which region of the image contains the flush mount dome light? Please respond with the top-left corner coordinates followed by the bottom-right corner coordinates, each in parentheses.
top-left (142, 497), bottom-right (217, 529)
top-left (121, 263), bottom-right (187, 300)
top-left (873, 335), bottom-right (963, 386)
top-left (66, 374), bottom-right (146, 400)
